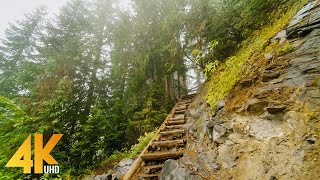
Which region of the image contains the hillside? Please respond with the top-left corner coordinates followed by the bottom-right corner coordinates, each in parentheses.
top-left (87, 1), bottom-right (320, 179)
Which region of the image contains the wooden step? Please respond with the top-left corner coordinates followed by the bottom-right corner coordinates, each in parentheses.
top-left (137, 173), bottom-right (160, 178)
top-left (165, 125), bottom-right (184, 130)
top-left (149, 139), bottom-right (186, 151)
top-left (170, 117), bottom-right (185, 121)
top-left (160, 129), bottom-right (185, 136)
top-left (151, 140), bottom-right (185, 148)
top-left (166, 120), bottom-right (185, 125)
top-left (141, 151), bottom-right (184, 161)
top-left (174, 110), bottom-right (186, 114)
top-left (176, 105), bottom-right (187, 111)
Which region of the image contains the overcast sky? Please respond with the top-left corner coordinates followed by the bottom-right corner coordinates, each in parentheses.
top-left (0, 0), bottom-right (68, 38)
top-left (0, 0), bottom-right (132, 39)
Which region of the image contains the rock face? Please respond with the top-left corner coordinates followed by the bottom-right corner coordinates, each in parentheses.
top-left (160, 2), bottom-right (320, 179)
top-left (287, 0), bottom-right (320, 39)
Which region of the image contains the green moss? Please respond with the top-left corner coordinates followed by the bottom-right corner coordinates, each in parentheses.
top-left (205, 0), bottom-right (308, 108)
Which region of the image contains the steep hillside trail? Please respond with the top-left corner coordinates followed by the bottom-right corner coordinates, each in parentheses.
top-left (123, 94), bottom-right (197, 180)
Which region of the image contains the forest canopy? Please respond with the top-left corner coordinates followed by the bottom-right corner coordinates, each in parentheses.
top-left (0, 0), bottom-right (297, 178)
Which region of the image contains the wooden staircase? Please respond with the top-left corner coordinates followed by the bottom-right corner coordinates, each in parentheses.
top-left (123, 94), bottom-right (197, 180)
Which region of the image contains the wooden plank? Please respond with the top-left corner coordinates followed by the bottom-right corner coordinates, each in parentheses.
top-left (166, 120), bottom-right (185, 125)
top-left (152, 140), bottom-right (185, 148)
top-left (170, 117), bottom-right (185, 121)
top-left (160, 129), bottom-right (185, 136)
top-left (165, 125), bottom-right (184, 129)
top-left (174, 110), bottom-right (186, 114)
top-left (176, 105), bottom-right (187, 111)
top-left (148, 139), bottom-right (185, 151)
top-left (141, 151), bottom-right (184, 161)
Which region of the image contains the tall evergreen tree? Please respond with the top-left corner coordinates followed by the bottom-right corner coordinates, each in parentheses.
top-left (0, 7), bottom-right (46, 98)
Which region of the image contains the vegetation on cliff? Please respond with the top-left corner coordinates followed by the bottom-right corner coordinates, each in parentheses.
top-left (205, 0), bottom-right (308, 108)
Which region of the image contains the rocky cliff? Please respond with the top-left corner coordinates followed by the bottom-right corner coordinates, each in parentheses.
top-left (160, 2), bottom-right (320, 180)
